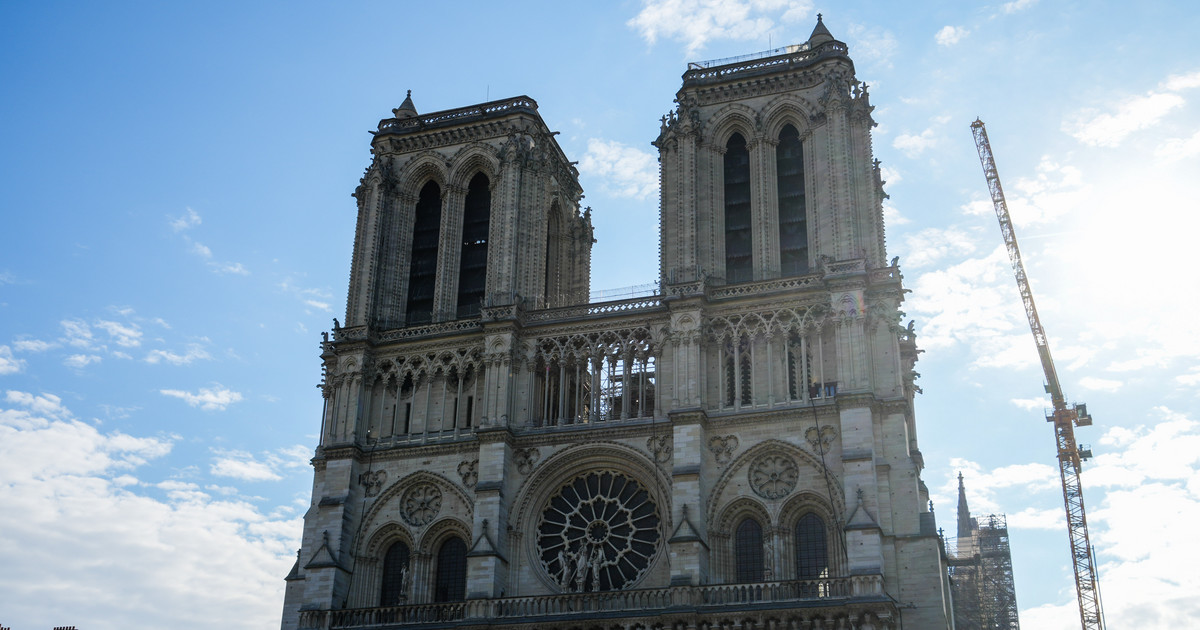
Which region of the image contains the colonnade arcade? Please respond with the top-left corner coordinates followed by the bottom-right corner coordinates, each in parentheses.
top-left (526, 326), bottom-right (662, 427)
top-left (322, 347), bottom-right (484, 445)
top-left (705, 303), bottom-right (842, 413)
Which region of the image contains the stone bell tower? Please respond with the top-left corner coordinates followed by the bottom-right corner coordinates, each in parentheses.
top-left (283, 16), bottom-right (953, 630)
top-left (343, 91), bottom-right (594, 331)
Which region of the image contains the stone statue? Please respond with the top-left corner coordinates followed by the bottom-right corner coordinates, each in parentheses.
top-left (571, 546), bottom-right (591, 592)
top-left (557, 548), bottom-right (571, 589)
top-left (589, 545), bottom-right (605, 591)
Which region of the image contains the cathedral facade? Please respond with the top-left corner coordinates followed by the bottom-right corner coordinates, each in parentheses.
top-left (282, 17), bottom-right (955, 630)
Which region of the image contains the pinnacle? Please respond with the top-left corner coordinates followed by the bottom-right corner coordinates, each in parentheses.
top-left (393, 89), bottom-right (418, 119)
top-left (808, 13), bottom-right (835, 46)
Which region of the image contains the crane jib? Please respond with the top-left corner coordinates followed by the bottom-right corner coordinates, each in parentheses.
top-left (970, 119), bottom-right (1105, 630)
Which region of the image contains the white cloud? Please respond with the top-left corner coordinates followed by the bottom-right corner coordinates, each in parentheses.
top-left (938, 461), bottom-right (1059, 516)
top-left (1064, 71), bottom-right (1200, 148)
top-left (210, 445), bottom-right (310, 483)
top-left (878, 164), bottom-right (902, 187)
top-left (578, 138), bottom-right (659, 200)
top-left (1176, 367), bottom-right (1200, 387)
top-left (61, 318), bottom-right (96, 349)
top-left (213, 261), bottom-right (250, 275)
top-left (947, 408), bottom-right (1200, 626)
top-left (904, 245), bottom-right (1025, 356)
top-left (0, 391), bottom-right (298, 630)
top-left (881, 201), bottom-right (908, 226)
top-left (1155, 130), bottom-right (1200, 162)
top-left (844, 23), bottom-right (898, 68)
top-left (159, 385), bottom-right (243, 411)
top-left (145, 343), bottom-right (211, 366)
top-left (170, 207), bottom-right (202, 232)
top-left (1065, 92), bottom-right (1183, 147)
top-left (191, 240), bottom-right (213, 259)
top-left (1001, 0), bottom-right (1039, 13)
top-left (64, 353), bottom-right (102, 369)
top-left (95, 320), bottom-right (143, 348)
top-left (898, 227), bottom-right (977, 268)
top-left (5, 390), bottom-right (73, 420)
top-left (892, 128), bottom-right (937, 157)
top-left (279, 277), bottom-right (334, 312)
top-left (0, 345), bottom-right (25, 374)
top-left (1011, 397), bottom-right (1050, 412)
top-left (962, 155), bottom-right (1085, 228)
top-left (1162, 70), bottom-right (1200, 92)
top-left (934, 25), bottom-right (967, 46)
top-left (1077, 376), bottom-right (1123, 392)
top-left (13, 338), bottom-right (57, 353)
top-left (210, 450), bottom-right (282, 482)
top-left (626, 0), bottom-right (812, 56)
top-left (1006, 506), bottom-right (1064, 530)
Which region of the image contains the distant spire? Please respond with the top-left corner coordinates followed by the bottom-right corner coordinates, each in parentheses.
top-left (808, 13), bottom-right (835, 46)
top-left (956, 471), bottom-right (974, 539)
top-left (393, 90), bottom-right (418, 119)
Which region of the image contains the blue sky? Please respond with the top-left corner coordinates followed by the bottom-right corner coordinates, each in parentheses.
top-left (2, 1), bottom-right (1198, 628)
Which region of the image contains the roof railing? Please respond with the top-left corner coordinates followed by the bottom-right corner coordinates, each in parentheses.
top-left (377, 95), bottom-right (539, 134)
top-left (688, 42), bottom-right (810, 70)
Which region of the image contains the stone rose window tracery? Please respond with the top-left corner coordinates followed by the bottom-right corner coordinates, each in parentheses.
top-left (537, 471), bottom-right (660, 592)
top-left (400, 483), bottom-right (442, 526)
top-left (749, 454), bottom-right (799, 500)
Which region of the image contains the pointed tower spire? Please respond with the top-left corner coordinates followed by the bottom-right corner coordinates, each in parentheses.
top-left (393, 90), bottom-right (418, 119)
top-left (808, 13), bottom-right (835, 46)
top-left (956, 472), bottom-right (974, 539)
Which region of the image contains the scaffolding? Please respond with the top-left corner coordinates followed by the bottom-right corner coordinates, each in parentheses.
top-left (947, 514), bottom-right (1020, 630)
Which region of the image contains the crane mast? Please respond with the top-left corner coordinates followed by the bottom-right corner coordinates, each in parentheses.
top-left (970, 120), bottom-right (1105, 630)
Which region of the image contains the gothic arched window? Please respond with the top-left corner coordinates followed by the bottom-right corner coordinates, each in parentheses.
top-left (723, 338), bottom-right (753, 408)
top-left (776, 124), bottom-right (808, 276)
top-left (544, 203), bottom-right (563, 307)
top-left (724, 132), bottom-right (752, 283)
top-left (456, 172), bottom-right (490, 317)
top-left (795, 513), bottom-right (829, 580)
top-left (379, 541), bottom-right (410, 606)
top-left (407, 181), bottom-right (441, 325)
top-left (433, 536), bottom-right (467, 602)
top-left (734, 517), bottom-right (765, 583)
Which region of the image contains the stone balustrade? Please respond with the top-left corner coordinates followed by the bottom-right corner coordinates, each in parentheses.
top-left (298, 575), bottom-right (887, 629)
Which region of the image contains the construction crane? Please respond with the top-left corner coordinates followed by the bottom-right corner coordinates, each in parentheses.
top-left (970, 119), bottom-right (1105, 630)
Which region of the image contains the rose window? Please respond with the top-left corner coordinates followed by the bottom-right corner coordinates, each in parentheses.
top-left (537, 471), bottom-right (660, 592)
top-left (749, 454), bottom-right (799, 500)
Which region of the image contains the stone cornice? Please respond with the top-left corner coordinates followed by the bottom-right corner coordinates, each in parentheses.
top-left (684, 60), bottom-right (855, 110)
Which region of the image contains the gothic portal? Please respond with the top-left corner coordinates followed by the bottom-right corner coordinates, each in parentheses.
top-left (282, 17), bottom-right (955, 630)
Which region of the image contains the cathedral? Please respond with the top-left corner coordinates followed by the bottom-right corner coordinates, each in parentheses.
top-left (282, 17), bottom-right (957, 630)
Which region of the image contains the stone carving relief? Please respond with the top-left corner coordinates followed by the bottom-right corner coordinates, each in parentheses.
top-left (749, 454), bottom-right (799, 500)
top-left (457, 459), bottom-right (479, 489)
top-left (515, 448), bottom-right (540, 475)
top-left (708, 435), bottom-right (739, 464)
top-left (400, 482), bottom-right (443, 527)
top-left (646, 435), bottom-right (673, 464)
top-left (359, 470), bottom-right (387, 497)
top-left (805, 425), bottom-right (837, 451)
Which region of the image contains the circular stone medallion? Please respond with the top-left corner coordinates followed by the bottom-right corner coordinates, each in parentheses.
top-left (749, 454), bottom-right (799, 500)
top-left (400, 482), bottom-right (443, 526)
